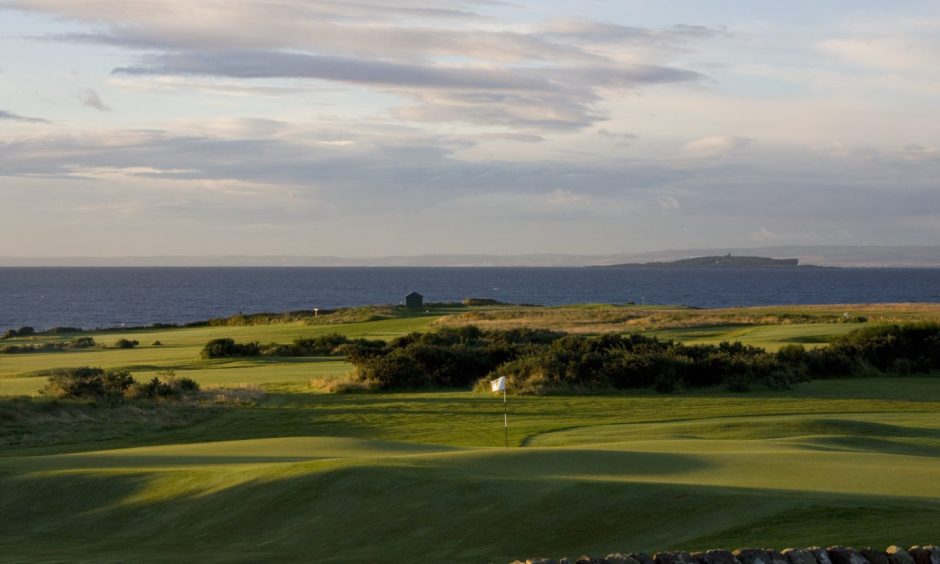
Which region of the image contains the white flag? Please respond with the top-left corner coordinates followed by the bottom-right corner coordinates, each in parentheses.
top-left (490, 376), bottom-right (506, 392)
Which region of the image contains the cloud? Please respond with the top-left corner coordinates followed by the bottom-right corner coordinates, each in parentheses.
top-left (597, 129), bottom-right (637, 145)
top-left (2, 121), bottom-right (939, 254)
top-left (547, 188), bottom-right (591, 206)
top-left (9, 0), bottom-right (708, 131)
top-left (0, 110), bottom-right (50, 124)
top-left (77, 88), bottom-right (111, 111)
top-left (683, 135), bottom-right (751, 157)
top-left (113, 51), bottom-right (701, 129)
top-left (819, 37), bottom-right (940, 72)
top-left (899, 144), bottom-right (940, 161)
top-left (476, 132), bottom-right (545, 143)
top-left (658, 195), bottom-right (680, 211)
top-left (543, 19), bottom-right (727, 45)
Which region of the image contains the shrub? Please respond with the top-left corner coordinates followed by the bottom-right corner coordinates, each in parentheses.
top-left (40, 367), bottom-right (199, 401)
top-left (355, 349), bottom-right (428, 390)
top-left (43, 327), bottom-right (83, 335)
top-left (114, 338), bottom-right (139, 349)
top-left (0, 337), bottom-right (97, 354)
top-left (340, 323), bottom-right (940, 395)
top-left (289, 333), bottom-right (350, 356)
top-left (152, 340), bottom-right (163, 346)
top-left (102, 370), bottom-right (135, 396)
top-left (41, 367), bottom-right (107, 398)
top-left (71, 337), bottom-right (96, 349)
top-left (200, 338), bottom-right (261, 359)
top-left (41, 367), bottom-right (133, 399)
top-left (126, 373), bottom-right (199, 400)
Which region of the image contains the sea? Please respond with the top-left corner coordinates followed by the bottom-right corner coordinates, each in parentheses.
top-left (1, 267), bottom-right (939, 330)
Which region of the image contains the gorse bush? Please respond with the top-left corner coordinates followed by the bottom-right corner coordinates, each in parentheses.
top-left (41, 367), bottom-right (199, 401)
top-left (199, 334), bottom-right (386, 359)
top-left (483, 333), bottom-right (798, 394)
top-left (41, 367), bottom-right (134, 399)
top-left (828, 322), bottom-right (940, 373)
top-left (1, 337), bottom-right (97, 354)
top-left (344, 323), bottom-right (940, 394)
top-left (200, 338), bottom-right (262, 359)
top-left (349, 327), bottom-right (565, 391)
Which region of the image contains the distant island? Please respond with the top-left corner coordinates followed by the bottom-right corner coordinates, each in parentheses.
top-left (603, 254), bottom-right (804, 268)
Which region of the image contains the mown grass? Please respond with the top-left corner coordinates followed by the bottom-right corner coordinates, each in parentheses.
top-left (2, 304), bottom-right (939, 562)
top-left (1, 380), bottom-right (938, 562)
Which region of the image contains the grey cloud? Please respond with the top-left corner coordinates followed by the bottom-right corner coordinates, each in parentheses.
top-left (4, 0), bottom-right (492, 22)
top-left (114, 51), bottom-right (696, 93)
top-left (393, 91), bottom-right (605, 130)
top-left (12, 1), bottom-right (710, 130)
top-left (543, 19), bottom-right (727, 44)
top-left (114, 51), bottom-right (558, 90)
top-left (0, 128), bottom-right (685, 205)
top-left (476, 132), bottom-right (545, 143)
top-left (77, 88), bottom-right (111, 111)
top-left (597, 129), bottom-right (637, 140)
top-left (0, 110), bottom-right (50, 123)
top-left (51, 26), bottom-right (598, 64)
top-left (113, 51), bottom-right (701, 129)
top-left (2, 129), bottom-right (939, 241)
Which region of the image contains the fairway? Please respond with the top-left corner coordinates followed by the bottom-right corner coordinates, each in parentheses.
top-left (1, 306), bottom-right (939, 562)
top-left (2, 378), bottom-right (939, 563)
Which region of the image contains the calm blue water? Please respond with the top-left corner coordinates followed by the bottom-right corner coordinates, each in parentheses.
top-left (1, 267), bottom-right (939, 330)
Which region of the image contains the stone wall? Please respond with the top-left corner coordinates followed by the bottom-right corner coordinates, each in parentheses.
top-left (513, 544), bottom-right (939, 564)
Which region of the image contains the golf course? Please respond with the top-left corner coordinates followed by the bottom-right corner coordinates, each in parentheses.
top-left (1, 303), bottom-right (938, 563)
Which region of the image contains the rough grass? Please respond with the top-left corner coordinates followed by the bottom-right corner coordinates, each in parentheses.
top-left (438, 303), bottom-right (940, 334)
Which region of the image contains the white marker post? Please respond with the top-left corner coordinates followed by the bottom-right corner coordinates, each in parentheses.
top-left (490, 376), bottom-right (508, 448)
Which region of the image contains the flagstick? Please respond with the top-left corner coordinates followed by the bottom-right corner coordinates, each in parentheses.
top-left (503, 388), bottom-right (508, 448)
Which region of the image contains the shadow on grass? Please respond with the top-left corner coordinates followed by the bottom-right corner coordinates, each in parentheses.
top-left (2, 458), bottom-right (938, 563)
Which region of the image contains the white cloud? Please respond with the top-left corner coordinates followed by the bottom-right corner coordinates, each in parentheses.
top-left (658, 195), bottom-right (680, 211)
top-left (682, 135), bottom-right (751, 158)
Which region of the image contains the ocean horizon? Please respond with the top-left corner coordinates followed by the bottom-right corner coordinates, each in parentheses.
top-left (3, 266), bottom-right (940, 330)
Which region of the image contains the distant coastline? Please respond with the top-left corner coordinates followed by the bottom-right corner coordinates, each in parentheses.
top-left (3, 245), bottom-right (940, 268)
top-left (601, 255), bottom-right (813, 269)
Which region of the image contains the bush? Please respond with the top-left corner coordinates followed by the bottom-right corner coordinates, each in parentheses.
top-left (114, 338), bottom-right (139, 349)
top-left (41, 367), bottom-right (133, 399)
top-left (41, 367), bottom-right (107, 398)
top-left (71, 337), bottom-right (96, 349)
top-left (0, 337), bottom-right (97, 354)
top-left (102, 370), bottom-right (135, 396)
top-left (40, 367), bottom-right (199, 401)
top-left (337, 323), bottom-right (940, 394)
top-left (42, 327), bottom-right (83, 335)
top-left (287, 333), bottom-right (350, 356)
top-left (152, 340), bottom-right (163, 346)
top-left (126, 374), bottom-right (200, 399)
top-left (200, 338), bottom-right (261, 359)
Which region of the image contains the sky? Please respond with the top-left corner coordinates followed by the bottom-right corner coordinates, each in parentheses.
top-left (1, 0), bottom-right (939, 258)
